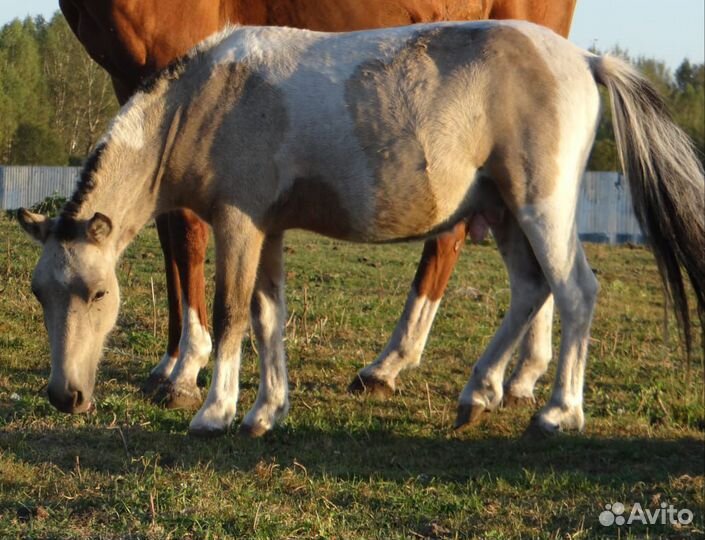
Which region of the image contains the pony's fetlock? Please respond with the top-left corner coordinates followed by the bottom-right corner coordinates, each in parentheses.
top-left (529, 402), bottom-right (585, 435)
top-left (188, 399), bottom-right (237, 436)
top-left (240, 399), bottom-right (289, 437)
top-left (142, 353), bottom-right (178, 395)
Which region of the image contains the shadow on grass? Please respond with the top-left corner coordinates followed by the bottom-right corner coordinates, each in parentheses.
top-left (1, 420), bottom-right (702, 486)
top-left (1, 411), bottom-right (703, 538)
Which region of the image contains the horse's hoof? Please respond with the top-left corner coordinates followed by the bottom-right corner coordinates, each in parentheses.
top-left (188, 425), bottom-right (227, 438)
top-left (347, 374), bottom-right (395, 398)
top-left (238, 422), bottom-right (270, 438)
top-left (522, 416), bottom-right (557, 440)
top-left (502, 393), bottom-right (535, 409)
top-left (141, 372), bottom-right (168, 396)
top-left (165, 388), bottom-right (202, 410)
top-left (152, 382), bottom-right (202, 410)
top-left (453, 403), bottom-right (486, 431)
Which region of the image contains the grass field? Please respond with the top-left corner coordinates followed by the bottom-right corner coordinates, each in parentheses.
top-left (0, 212), bottom-right (703, 539)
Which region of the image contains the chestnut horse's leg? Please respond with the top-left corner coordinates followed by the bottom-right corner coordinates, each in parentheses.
top-left (109, 80), bottom-right (211, 407)
top-left (152, 209), bottom-right (213, 409)
top-left (348, 222), bottom-right (467, 397)
top-left (142, 214), bottom-right (184, 394)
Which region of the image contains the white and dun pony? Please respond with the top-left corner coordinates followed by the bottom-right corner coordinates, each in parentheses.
top-left (19, 21), bottom-right (704, 437)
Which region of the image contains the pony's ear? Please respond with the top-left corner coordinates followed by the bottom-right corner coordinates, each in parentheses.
top-left (86, 212), bottom-right (113, 244)
top-left (17, 208), bottom-right (52, 243)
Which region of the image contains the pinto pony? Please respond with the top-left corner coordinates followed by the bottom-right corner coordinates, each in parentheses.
top-left (19, 21), bottom-right (705, 436)
top-left (59, 0), bottom-right (577, 411)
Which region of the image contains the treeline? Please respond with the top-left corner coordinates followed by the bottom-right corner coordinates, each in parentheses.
top-left (0, 14), bottom-right (117, 165)
top-left (0, 14), bottom-right (703, 169)
top-left (588, 48), bottom-right (705, 170)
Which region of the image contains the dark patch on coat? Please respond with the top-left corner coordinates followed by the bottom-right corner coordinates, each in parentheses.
top-left (264, 177), bottom-right (354, 238)
top-left (416, 25), bottom-right (560, 209)
top-left (345, 24), bottom-right (560, 229)
top-left (454, 25), bottom-right (560, 208)
top-left (165, 61), bottom-right (290, 223)
top-left (345, 36), bottom-right (441, 237)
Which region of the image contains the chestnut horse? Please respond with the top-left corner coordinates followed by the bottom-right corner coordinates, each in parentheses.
top-left (59, 0), bottom-right (576, 417)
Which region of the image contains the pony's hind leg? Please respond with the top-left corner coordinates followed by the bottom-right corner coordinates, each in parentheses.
top-left (189, 211), bottom-right (264, 436)
top-left (349, 220), bottom-right (556, 407)
top-left (503, 295), bottom-right (554, 408)
top-left (240, 233), bottom-right (290, 437)
top-left (455, 212), bottom-right (551, 429)
top-left (348, 222), bottom-right (467, 397)
top-left (522, 218), bottom-right (597, 435)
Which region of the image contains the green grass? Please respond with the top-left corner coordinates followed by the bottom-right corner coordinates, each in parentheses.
top-left (0, 213), bottom-right (703, 539)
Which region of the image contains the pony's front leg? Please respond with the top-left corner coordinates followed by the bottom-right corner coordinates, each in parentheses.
top-left (240, 233), bottom-right (289, 437)
top-left (188, 214), bottom-right (264, 436)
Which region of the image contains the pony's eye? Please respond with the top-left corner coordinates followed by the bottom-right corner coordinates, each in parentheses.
top-left (92, 290), bottom-right (107, 302)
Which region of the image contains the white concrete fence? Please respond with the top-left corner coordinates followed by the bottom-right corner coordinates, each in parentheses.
top-left (0, 166), bottom-right (645, 244)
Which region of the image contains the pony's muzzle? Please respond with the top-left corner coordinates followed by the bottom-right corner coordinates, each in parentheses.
top-left (47, 385), bottom-right (93, 414)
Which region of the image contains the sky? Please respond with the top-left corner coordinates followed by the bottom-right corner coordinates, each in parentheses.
top-left (1, 0), bottom-right (703, 69)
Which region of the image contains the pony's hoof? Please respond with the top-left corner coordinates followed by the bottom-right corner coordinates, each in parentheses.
top-left (188, 425), bottom-right (227, 438)
top-left (166, 387), bottom-right (202, 410)
top-left (347, 373), bottom-right (395, 398)
top-left (153, 382), bottom-right (202, 410)
top-left (502, 393), bottom-right (535, 409)
top-left (239, 422), bottom-right (270, 438)
top-left (141, 372), bottom-right (168, 396)
top-left (453, 403), bottom-right (486, 431)
top-left (522, 418), bottom-right (556, 440)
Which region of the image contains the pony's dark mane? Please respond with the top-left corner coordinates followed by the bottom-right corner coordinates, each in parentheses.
top-left (136, 55), bottom-right (190, 95)
top-left (60, 142), bottom-right (107, 220)
top-left (136, 25), bottom-right (238, 95)
top-left (56, 142), bottom-right (107, 238)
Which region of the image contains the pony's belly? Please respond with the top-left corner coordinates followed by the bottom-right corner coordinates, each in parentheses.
top-left (362, 168), bottom-right (481, 241)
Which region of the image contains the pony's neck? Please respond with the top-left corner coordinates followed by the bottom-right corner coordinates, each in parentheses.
top-left (74, 100), bottom-right (181, 254)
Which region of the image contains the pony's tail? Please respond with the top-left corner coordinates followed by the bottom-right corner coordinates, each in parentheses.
top-left (590, 54), bottom-right (705, 358)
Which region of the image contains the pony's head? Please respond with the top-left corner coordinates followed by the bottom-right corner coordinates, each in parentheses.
top-left (18, 209), bottom-right (120, 413)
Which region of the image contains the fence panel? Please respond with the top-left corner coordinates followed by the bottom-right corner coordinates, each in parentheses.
top-left (577, 172), bottom-right (645, 244)
top-left (0, 166), bottom-right (80, 211)
top-left (1, 167), bottom-right (646, 244)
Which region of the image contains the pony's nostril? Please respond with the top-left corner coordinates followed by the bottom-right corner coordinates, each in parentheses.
top-left (47, 386), bottom-right (59, 407)
top-left (48, 386), bottom-right (76, 413)
top-left (73, 390), bottom-right (84, 408)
